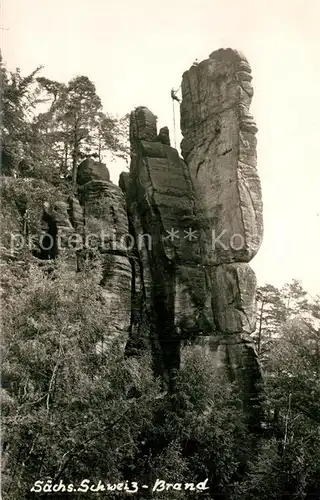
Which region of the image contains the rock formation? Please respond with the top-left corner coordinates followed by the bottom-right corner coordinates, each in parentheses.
top-left (31, 159), bottom-right (132, 350)
top-left (77, 159), bottom-right (132, 350)
top-left (121, 48), bottom-right (264, 423)
top-left (180, 49), bottom-right (263, 421)
top-left (77, 158), bottom-right (110, 186)
top-left (121, 107), bottom-right (210, 382)
top-left (2, 48), bottom-right (264, 425)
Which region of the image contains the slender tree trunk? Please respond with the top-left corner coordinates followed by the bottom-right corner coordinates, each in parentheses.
top-left (72, 150), bottom-right (78, 186)
top-left (72, 131), bottom-right (80, 188)
top-left (283, 392), bottom-right (292, 451)
top-left (71, 116), bottom-right (82, 187)
top-left (64, 143), bottom-right (68, 174)
top-left (257, 299), bottom-right (265, 355)
top-left (64, 123), bottom-right (69, 176)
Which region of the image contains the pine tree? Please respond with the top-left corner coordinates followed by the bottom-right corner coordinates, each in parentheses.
top-left (254, 284), bottom-right (286, 361)
top-left (35, 75), bottom-right (128, 184)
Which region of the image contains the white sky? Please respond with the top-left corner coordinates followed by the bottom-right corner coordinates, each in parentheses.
top-left (2, 0), bottom-right (320, 295)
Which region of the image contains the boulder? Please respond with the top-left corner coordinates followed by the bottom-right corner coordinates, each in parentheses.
top-left (77, 158), bottom-right (110, 186)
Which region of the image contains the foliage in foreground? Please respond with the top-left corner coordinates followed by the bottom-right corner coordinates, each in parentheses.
top-left (1, 260), bottom-right (159, 499)
top-left (2, 252), bottom-right (320, 499)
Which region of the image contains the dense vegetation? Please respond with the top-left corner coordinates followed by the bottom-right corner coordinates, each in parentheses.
top-left (1, 55), bottom-right (320, 499)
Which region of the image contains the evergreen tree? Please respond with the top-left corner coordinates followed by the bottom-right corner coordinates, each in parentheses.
top-left (254, 284), bottom-right (286, 362)
top-left (35, 75), bottom-right (128, 185)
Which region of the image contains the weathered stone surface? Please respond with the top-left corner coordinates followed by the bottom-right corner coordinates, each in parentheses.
top-left (78, 180), bottom-right (129, 254)
top-left (68, 196), bottom-right (84, 232)
top-left (180, 48), bottom-right (263, 265)
top-left (120, 172), bottom-right (154, 356)
top-left (77, 158), bottom-right (110, 186)
top-left (155, 126), bottom-right (171, 145)
top-left (78, 177), bottom-right (132, 350)
top-left (130, 138), bottom-right (202, 265)
top-left (38, 201), bottom-right (75, 261)
top-left (123, 108), bottom-right (214, 352)
top-left (99, 253), bottom-right (132, 347)
top-left (211, 263), bottom-right (257, 334)
top-left (49, 201), bottom-right (73, 232)
top-left (173, 49), bottom-right (264, 422)
top-left (130, 106), bottom-right (157, 148)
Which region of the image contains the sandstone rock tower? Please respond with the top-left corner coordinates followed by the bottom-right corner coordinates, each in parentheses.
top-left (121, 48), bottom-right (264, 421)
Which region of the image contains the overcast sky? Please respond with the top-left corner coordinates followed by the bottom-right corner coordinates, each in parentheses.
top-left (2, 0), bottom-right (320, 295)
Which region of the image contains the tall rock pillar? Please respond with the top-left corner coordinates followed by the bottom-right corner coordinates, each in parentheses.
top-left (180, 48), bottom-right (263, 422)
